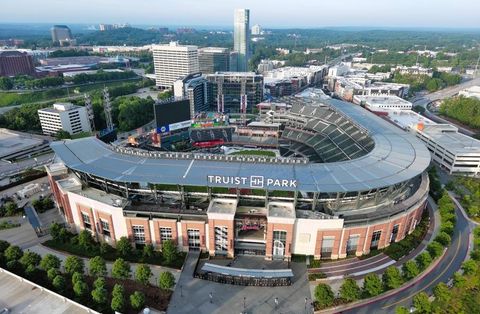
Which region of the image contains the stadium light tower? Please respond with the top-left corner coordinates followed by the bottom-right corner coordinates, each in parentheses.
top-left (103, 87), bottom-right (114, 130)
top-left (84, 94), bottom-right (95, 131)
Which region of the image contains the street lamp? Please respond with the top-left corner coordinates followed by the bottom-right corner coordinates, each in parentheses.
top-left (274, 297), bottom-right (279, 310)
top-left (243, 296), bottom-right (246, 314)
top-left (180, 284), bottom-right (183, 297)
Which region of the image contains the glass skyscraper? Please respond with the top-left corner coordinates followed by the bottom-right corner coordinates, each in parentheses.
top-left (233, 9), bottom-right (250, 72)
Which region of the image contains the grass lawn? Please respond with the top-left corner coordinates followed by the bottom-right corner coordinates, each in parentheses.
top-left (231, 150), bottom-right (276, 157)
top-left (0, 221), bottom-right (21, 230)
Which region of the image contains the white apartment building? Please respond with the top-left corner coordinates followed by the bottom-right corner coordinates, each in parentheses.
top-left (385, 110), bottom-right (480, 175)
top-left (38, 103), bottom-right (91, 136)
top-left (153, 42), bottom-right (199, 88)
top-left (252, 24), bottom-right (262, 35)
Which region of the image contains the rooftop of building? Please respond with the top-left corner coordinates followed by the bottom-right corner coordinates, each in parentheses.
top-left (0, 129), bottom-right (45, 159)
top-left (0, 268), bottom-right (97, 314)
top-left (198, 47), bottom-right (229, 53)
top-left (71, 187), bottom-right (129, 208)
top-left (208, 71), bottom-right (262, 77)
top-left (38, 102), bottom-right (83, 113)
top-left (207, 198), bottom-right (238, 215)
top-left (268, 202), bottom-right (296, 219)
top-left (460, 85), bottom-right (480, 94)
top-left (384, 110), bottom-right (480, 154)
top-left (56, 175), bottom-right (82, 192)
top-left (152, 41), bottom-right (198, 50)
top-left (354, 95), bottom-right (412, 106)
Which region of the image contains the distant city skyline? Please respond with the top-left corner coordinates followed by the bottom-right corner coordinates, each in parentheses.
top-left (2, 0), bottom-right (480, 29)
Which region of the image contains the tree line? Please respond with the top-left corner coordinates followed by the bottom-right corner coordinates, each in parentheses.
top-left (439, 96), bottom-right (480, 129)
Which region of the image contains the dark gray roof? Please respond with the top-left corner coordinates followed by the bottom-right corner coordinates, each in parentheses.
top-left (51, 99), bottom-right (431, 193)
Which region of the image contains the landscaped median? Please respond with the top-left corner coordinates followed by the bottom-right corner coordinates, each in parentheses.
top-left (311, 189), bottom-right (456, 312)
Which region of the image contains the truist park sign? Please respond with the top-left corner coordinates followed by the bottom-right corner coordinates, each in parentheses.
top-left (207, 175), bottom-right (297, 189)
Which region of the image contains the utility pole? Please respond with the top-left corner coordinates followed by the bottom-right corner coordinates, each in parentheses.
top-left (103, 87), bottom-right (113, 130)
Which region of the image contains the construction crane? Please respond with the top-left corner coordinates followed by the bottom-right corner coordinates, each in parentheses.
top-left (103, 87), bottom-right (114, 130)
top-left (84, 94), bottom-right (95, 131)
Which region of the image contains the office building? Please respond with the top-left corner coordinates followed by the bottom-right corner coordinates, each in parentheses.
top-left (252, 24), bottom-right (262, 35)
top-left (152, 42), bottom-right (199, 88)
top-left (198, 47), bottom-right (230, 74)
top-left (233, 9), bottom-right (250, 72)
top-left (0, 50), bottom-right (35, 77)
top-left (38, 103), bottom-right (91, 136)
top-left (206, 72), bottom-right (263, 113)
top-left (99, 24), bottom-right (114, 31)
top-left (51, 25), bottom-right (75, 46)
top-left (384, 110), bottom-right (480, 175)
top-left (174, 73), bottom-right (213, 116)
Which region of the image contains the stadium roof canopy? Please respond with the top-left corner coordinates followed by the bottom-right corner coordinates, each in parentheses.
top-left (51, 99), bottom-right (431, 193)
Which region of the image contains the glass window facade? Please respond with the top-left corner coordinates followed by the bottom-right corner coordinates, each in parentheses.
top-left (100, 219), bottom-right (110, 237)
top-left (133, 225), bottom-right (146, 244)
top-left (81, 212), bottom-right (91, 230)
top-left (370, 231), bottom-right (382, 249)
top-left (187, 229), bottom-right (201, 249)
top-left (321, 236), bottom-right (335, 258)
top-left (214, 226), bottom-right (228, 253)
top-left (346, 235), bottom-right (360, 255)
top-left (160, 227), bottom-right (172, 243)
top-left (273, 230), bottom-right (287, 257)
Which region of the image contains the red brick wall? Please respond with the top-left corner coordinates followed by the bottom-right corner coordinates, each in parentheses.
top-left (76, 205), bottom-right (94, 232)
top-left (315, 229), bottom-right (343, 259)
top-left (125, 218), bottom-right (152, 244)
top-left (180, 220), bottom-right (206, 250)
top-left (266, 222), bottom-right (294, 259)
top-left (208, 219), bottom-right (235, 257)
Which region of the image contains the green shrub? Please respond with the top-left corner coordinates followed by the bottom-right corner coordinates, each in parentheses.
top-left (314, 284), bottom-right (335, 309)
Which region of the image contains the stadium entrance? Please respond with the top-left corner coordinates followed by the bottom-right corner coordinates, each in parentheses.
top-left (234, 207), bottom-right (267, 256)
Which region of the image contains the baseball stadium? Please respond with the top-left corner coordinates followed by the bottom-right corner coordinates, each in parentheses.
top-left (47, 91), bottom-right (431, 261)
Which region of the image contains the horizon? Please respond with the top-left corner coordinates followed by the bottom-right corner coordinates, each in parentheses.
top-left (2, 0), bottom-right (480, 29)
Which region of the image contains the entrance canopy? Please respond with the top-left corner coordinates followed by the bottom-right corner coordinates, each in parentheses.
top-left (201, 262), bottom-right (294, 278)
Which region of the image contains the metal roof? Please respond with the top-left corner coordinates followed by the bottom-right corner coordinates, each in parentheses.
top-left (201, 263), bottom-right (294, 278)
top-left (51, 98), bottom-right (431, 193)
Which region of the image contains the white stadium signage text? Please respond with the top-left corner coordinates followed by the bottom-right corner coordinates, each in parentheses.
top-left (207, 175), bottom-right (297, 188)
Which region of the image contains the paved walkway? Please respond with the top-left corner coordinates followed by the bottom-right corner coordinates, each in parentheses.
top-left (168, 253), bottom-right (312, 314)
top-left (28, 244), bottom-right (181, 285)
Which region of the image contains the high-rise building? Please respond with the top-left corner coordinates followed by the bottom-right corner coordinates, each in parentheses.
top-left (51, 25), bottom-right (75, 46)
top-left (252, 24), bottom-right (262, 35)
top-left (38, 103), bottom-right (91, 136)
top-left (152, 42), bottom-right (199, 88)
top-left (229, 51), bottom-right (239, 72)
top-left (198, 47), bottom-right (230, 74)
top-left (205, 72), bottom-right (263, 113)
top-left (233, 9), bottom-right (250, 72)
top-left (0, 50), bottom-right (35, 77)
top-left (174, 73), bottom-right (213, 116)
top-left (99, 24), bottom-right (114, 31)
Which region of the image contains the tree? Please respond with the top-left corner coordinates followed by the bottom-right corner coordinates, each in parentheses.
top-left (89, 256), bottom-right (107, 277)
top-left (135, 264), bottom-right (153, 285)
top-left (47, 268), bottom-right (60, 281)
top-left (362, 273), bottom-right (383, 297)
top-left (92, 284), bottom-right (108, 306)
top-left (0, 77), bottom-right (14, 90)
top-left (314, 284), bottom-right (335, 309)
top-left (461, 259), bottom-right (478, 276)
top-left (116, 237), bottom-right (132, 257)
top-left (111, 284), bottom-right (125, 313)
top-left (158, 271), bottom-right (175, 290)
top-left (427, 241), bottom-right (443, 259)
top-left (452, 271), bottom-right (466, 288)
top-left (339, 278), bottom-right (361, 302)
top-left (162, 239), bottom-right (177, 265)
top-left (64, 256), bottom-right (84, 274)
top-left (40, 254), bottom-right (61, 270)
top-left (433, 282), bottom-right (452, 304)
top-left (130, 291), bottom-right (146, 310)
top-left (99, 242), bottom-right (111, 255)
top-left (415, 252), bottom-right (432, 271)
top-left (413, 292), bottom-right (432, 313)
top-left (395, 306), bottom-right (410, 314)
top-left (72, 272), bottom-right (84, 285)
top-left (0, 240), bottom-right (10, 254)
top-left (402, 260), bottom-right (420, 281)
top-left (52, 275), bottom-right (66, 292)
top-left (112, 258), bottom-right (131, 280)
top-left (19, 251), bottom-right (41, 268)
top-left (4, 245), bottom-right (23, 262)
top-left (77, 230), bottom-right (94, 249)
top-left (5, 202), bottom-right (19, 216)
top-left (435, 232), bottom-right (451, 246)
top-left (73, 279), bottom-right (89, 299)
top-left (142, 244), bottom-right (154, 259)
top-left (50, 222), bottom-right (65, 242)
top-left (382, 266), bottom-right (403, 290)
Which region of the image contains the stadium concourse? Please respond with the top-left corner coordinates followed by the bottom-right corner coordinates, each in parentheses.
top-left (47, 90), bottom-right (431, 261)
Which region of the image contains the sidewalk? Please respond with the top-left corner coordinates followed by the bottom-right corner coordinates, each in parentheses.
top-left (28, 244), bottom-right (181, 285)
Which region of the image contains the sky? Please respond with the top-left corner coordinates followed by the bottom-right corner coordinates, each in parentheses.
top-left (2, 0), bottom-right (480, 29)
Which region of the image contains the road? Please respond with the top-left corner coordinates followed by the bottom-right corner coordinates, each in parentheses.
top-left (0, 153), bottom-right (54, 179)
top-left (412, 77), bottom-right (480, 136)
top-left (342, 201), bottom-right (473, 314)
